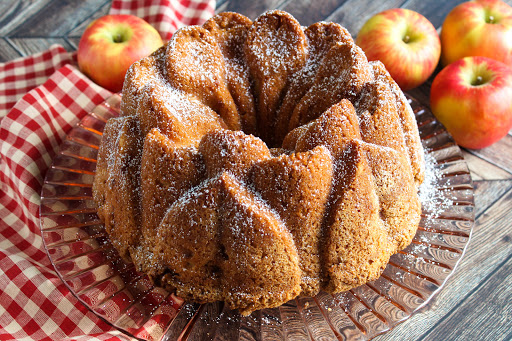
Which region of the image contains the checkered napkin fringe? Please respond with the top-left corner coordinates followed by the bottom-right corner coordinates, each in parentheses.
top-left (0, 0), bottom-right (215, 340)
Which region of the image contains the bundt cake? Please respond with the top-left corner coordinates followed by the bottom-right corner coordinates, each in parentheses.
top-left (92, 10), bottom-right (425, 316)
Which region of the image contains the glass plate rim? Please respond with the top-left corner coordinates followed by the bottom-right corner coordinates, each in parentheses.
top-left (39, 92), bottom-right (475, 341)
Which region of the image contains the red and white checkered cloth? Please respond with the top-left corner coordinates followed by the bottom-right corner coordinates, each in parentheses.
top-left (110, 0), bottom-right (215, 41)
top-left (0, 1), bottom-right (215, 340)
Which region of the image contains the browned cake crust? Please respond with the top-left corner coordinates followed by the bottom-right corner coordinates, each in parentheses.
top-left (139, 129), bottom-right (205, 252)
top-left (251, 145), bottom-right (333, 296)
top-left (94, 116), bottom-right (142, 261)
top-left (204, 12), bottom-right (257, 135)
top-left (370, 60), bottom-right (425, 184)
top-left (322, 140), bottom-right (387, 292)
top-left (93, 10), bottom-right (425, 316)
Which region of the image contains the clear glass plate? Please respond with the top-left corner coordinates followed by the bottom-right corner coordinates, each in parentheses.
top-left (40, 93), bottom-right (474, 340)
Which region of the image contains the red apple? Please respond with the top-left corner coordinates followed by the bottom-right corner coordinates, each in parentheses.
top-left (440, 0), bottom-right (512, 67)
top-left (356, 8), bottom-right (441, 91)
top-left (77, 14), bottom-right (163, 92)
top-left (430, 56), bottom-right (512, 149)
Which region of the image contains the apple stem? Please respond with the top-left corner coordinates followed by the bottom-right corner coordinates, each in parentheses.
top-left (487, 15), bottom-right (495, 24)
top-left (403, 35), bottom-right (410, 43)
top-left (114, 33), bottom-right (123, 43)
top-left (473, 76), bottom-right (484, 86)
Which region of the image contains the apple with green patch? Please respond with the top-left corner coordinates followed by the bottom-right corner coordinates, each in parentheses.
top-left (77, 14), bottom-right (163, 92)
top-left (440, 0), bottom-right (512, 67)
top-left (430, 56), bottom-right (512, 149)
top-left (356, 8), bottom-right (441, 91)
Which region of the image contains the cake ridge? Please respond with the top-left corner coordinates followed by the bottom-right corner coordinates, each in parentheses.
top-left (273, 21), bottom-right (354, 146)
top-left (244, 10), bottom-right (308, 145)
top-left (164, 25), bottom-right (241, 131)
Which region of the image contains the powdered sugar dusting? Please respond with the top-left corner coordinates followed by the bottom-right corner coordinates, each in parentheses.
top-left (247, 11), bottom-right (306, 77)
top-left (419, 150), bottom-right (454, 218)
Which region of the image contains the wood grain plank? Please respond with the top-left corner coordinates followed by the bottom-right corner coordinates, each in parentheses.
top-left (325, 0), bottom-right (407, 36)
top-left (6, 0), bottom-right (108, 37)
top-left (375, 187), bottom-right (512, 340)
top-left (216, 0), bottom-right (230, 9)
top-left (0, 1), bottom-right (31, 34)
top-left (8, 38), bottom-right (75, 56)
top-left (66, 37), bottom-right (80, 50)
top-left (467, 136), bottom-right (512, 175)
top-left (401, 0), bottom-right (466, 28)
top-left (0, 0), bottom-right (49, 35)
top-left (0, 38), bottom-right (24, 62)
top-left (223, 0), bottom-right (288, 20)
top-left (66, 1), bottom-right (111, 39)
top-left (473, 180), bottom-right (512, 217)
top-left (421, 253), bottom-right (512, 340)
top-left (280, 0), bottom-right (349, 26)
top-left (406, 0), bottom-right (512, 29)
top-left (462, 151), bottom-right (512, 181)
top-left (215, 1), bottom-right (230, 14)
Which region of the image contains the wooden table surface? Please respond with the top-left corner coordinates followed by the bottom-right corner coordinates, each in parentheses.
top-left (2, 0), bottom-right (512, 340)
